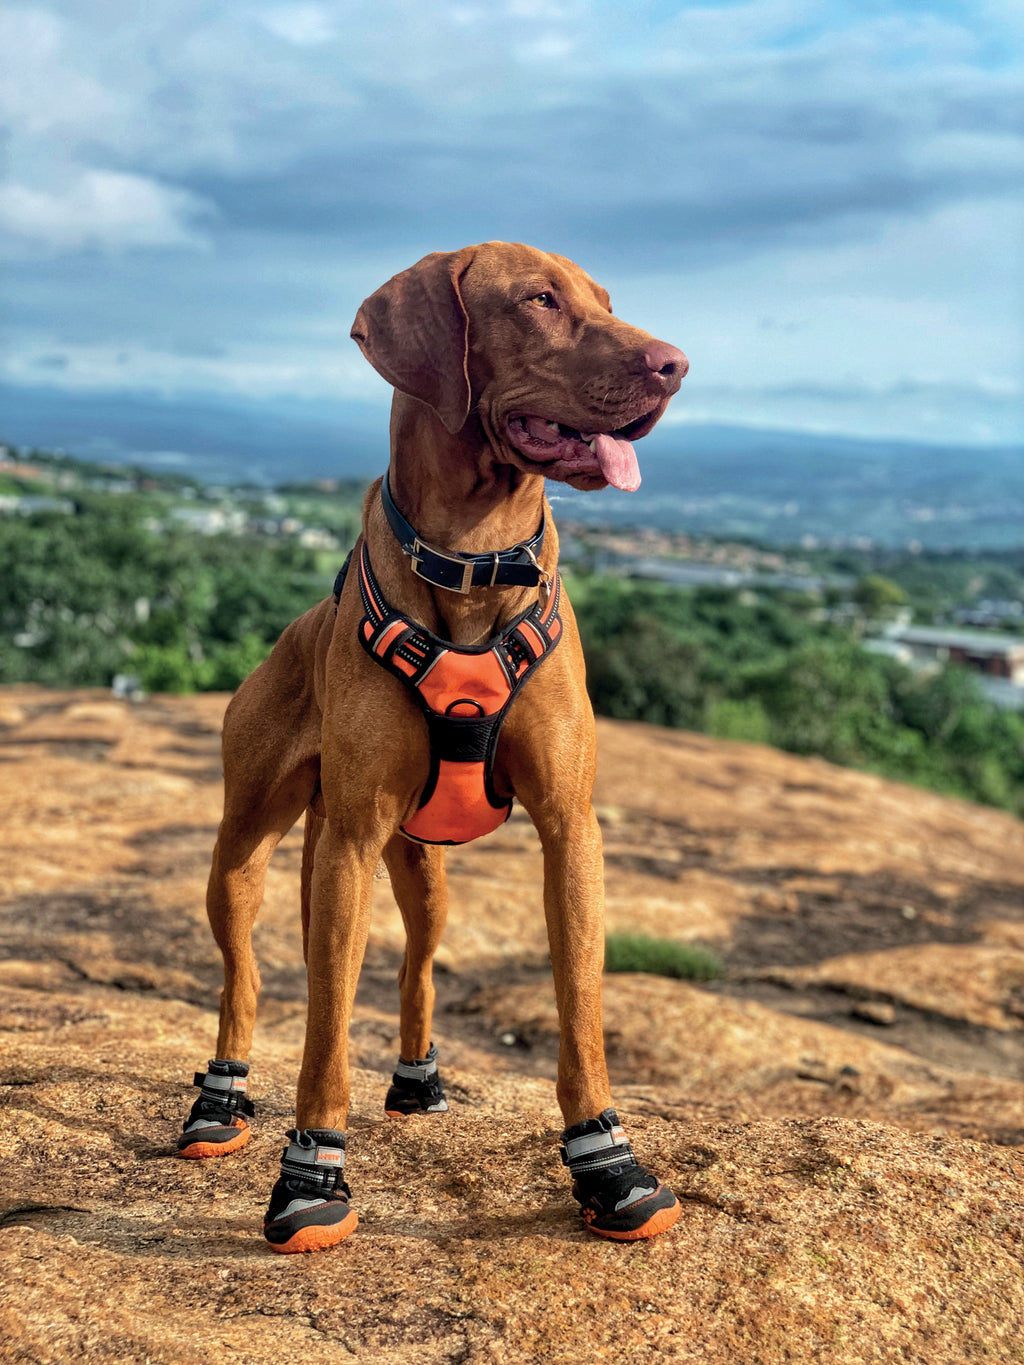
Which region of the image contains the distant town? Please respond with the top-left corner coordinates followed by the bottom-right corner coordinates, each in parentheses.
top-left (3, 442), bottom-right (1023, 713)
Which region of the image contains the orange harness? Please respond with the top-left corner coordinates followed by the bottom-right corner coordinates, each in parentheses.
top-left (353, 540), bottom-right (562, 845)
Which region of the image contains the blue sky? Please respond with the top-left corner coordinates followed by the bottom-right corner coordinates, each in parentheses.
top-left (1, 0), bottom-right (1021, 461)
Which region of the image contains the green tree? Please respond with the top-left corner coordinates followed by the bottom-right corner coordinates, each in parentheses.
top-left (705, 697), bottom-right (771, 744)
top-left (852, 574), bottom-right (907, 619)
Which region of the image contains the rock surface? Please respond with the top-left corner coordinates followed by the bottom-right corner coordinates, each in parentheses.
top-left (1, 686), bottom-right (1022, 1362)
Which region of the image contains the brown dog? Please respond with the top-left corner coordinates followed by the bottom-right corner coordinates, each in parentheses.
top-left (177, 241), bottom-right (688, 1251)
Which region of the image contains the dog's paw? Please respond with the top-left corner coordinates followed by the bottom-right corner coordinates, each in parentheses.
top-left (561, 1108), bottom-right (680, 1241)
top-left (178, 1059), bottom-right (255, 1159)
top-left (574, 1170), bottom-right (680, 1241)
top-left (384, 1043), bottom-right (449, 1117)
top-left (263, 1181), bottom-right (358, 1254)
top-left (178, 1117), bottom-right (252, 1159)
top-left (263, 1129), bottom-right (358, 1253)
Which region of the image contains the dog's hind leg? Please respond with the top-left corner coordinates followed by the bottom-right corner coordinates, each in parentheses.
top-left (179, 649), bottom-right (322, 1159)
top-left (208, 761), bottom-right (319, 1060)
top-left (381, 835), bottom-right (451, 1116)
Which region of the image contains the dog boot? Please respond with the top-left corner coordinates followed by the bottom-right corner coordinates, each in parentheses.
top-left (177, 1059), bottom-right (254, 1159)
top-left (263, 1128), bottom-right (358, 1254)
top-left (384, 1043), bottom-right (449, 1116)
top-left (561, 1108), bottom-right (680, 1241)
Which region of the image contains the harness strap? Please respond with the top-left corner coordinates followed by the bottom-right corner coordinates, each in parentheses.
top-left (354, 540), bottom-right (562, 845)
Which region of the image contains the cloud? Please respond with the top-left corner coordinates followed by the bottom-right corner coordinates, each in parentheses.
top-left (662, 375), bottom-right (1024, 445)
top-left (0, 170), bottom-right (215, 252)
top-left (0, 7), bottom-right (124, 138)
top-left (5, 1), bottom-right (1020, 260)
top-left (257, 4), bottom-right (339, 46)
top-left (0, 1), bottom-right (1019, 446)
top-left (674, 377), bottom-right (1023, 407)
top-left (0, 337), bottom-right (381, 404)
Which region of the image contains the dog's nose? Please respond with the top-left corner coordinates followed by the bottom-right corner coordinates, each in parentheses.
top-left (644, 341), bottom-right (689, 390)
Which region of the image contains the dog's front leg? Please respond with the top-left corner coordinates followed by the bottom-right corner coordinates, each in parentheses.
top-left (263, 819), bottom-right (379, 1254)
top-left (297, 820), bottom-right (378, 1128)
top-left (539, 804), bottom-right (614, 1126)
top-left (535, 800), bottom-right (682, 1241)
top-left (511, 677), bottom-right (682, 1242)
top-left (506, 692), bottom-right (614, 1128)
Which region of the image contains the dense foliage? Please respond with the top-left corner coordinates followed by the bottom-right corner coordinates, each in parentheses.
top-left (0, 495), bottom-right (323, 693)
top-left (569, 574), bottom-right (1024, 815)
top-left (2, 479), bottom-right (1023, 818)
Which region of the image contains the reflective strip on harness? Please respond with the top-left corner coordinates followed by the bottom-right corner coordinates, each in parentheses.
top-left (354, 540), bottom-right (562, 846)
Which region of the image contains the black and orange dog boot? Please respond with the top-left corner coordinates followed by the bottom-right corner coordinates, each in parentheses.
top-left (177, 1059), bottom-right (254, 1159)
top-left (263, 1129), bottom-right (358, 1254)
top-left (561, 1109), bottom-right (680, 1241)
top-left (384, 1043), bottom-right (449, 1117)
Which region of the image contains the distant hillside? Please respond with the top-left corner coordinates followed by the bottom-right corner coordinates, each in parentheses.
top-left (3, 382), bottom-right (1023, 548)
top-left (0, 382), bottom-right (387, 486)
top-left (556, 423), bottom-right (1024, 551)
top-left (4, 449), bottom-right (1023, 815)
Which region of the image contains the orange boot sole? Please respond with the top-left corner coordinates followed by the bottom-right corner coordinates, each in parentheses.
top-left (585, 1195), bottom-right (681, 1242)
top-left (178, 1119), bottom-right (251, 1160)
top-left (266, 1207), bottom-right (359, 1254)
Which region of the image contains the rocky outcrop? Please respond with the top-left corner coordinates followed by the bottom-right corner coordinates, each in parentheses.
top-left (1, 688), bottom-right (1022, 1362)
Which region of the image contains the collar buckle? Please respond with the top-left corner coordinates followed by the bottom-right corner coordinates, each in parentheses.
top-left (408, 538), bottom-right (475, 594)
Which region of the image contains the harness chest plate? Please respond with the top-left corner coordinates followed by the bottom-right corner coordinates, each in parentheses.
top-left (350, 540), bottom-right (562, 845)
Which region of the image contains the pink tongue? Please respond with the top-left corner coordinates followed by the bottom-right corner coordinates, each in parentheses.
top-left (590, 432), bottom-right (642, 491)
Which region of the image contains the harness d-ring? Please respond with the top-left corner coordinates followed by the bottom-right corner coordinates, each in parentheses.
top-left (516, 540), bottom-right (553, 605)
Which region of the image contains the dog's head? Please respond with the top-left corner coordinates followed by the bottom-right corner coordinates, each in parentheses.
top-left (351, 241), bottom-right (687, 492)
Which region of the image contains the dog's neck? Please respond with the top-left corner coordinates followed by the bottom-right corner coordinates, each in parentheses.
top-left (387, 400), bottom-right (545, 554)
top-left (362, 397), bottom-right (558, 645)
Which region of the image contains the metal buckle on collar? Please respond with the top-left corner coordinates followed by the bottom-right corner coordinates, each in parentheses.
top-left (408, 538), bottom-right (475, 594)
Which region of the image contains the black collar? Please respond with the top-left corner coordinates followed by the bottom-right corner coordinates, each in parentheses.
top-left (381, 474), bottom-right (548, 594)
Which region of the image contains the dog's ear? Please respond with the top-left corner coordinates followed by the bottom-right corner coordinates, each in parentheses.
top-left (350, 248), bottom-right (475, 434)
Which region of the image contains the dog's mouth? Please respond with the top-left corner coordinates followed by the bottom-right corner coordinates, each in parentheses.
top-left (505, 408), bottom-right (661, 491)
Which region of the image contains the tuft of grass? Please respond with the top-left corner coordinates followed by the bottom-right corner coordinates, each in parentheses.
top-left (604, 932), bottom-right (723, 982)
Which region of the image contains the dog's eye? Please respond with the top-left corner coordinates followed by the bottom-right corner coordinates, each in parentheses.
top-left (529, 292), bottom-right (558, 310)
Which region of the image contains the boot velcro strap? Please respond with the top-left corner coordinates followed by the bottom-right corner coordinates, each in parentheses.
top-left (280, 1159), bottom-right (344, 1191)
top-left (193, 1070), bottom-right (254, 1118)
top-left (193, 1068), bottom-right (248, 1091)
top-left (280, 1130), bottom-right (346, 1190)
top-left (560, 1113), bottom-right (637, 1176)
top-left (563, 1143), bottom-right (639, 1177)
top-left (393, 1043), bottom-right (440, 1084)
